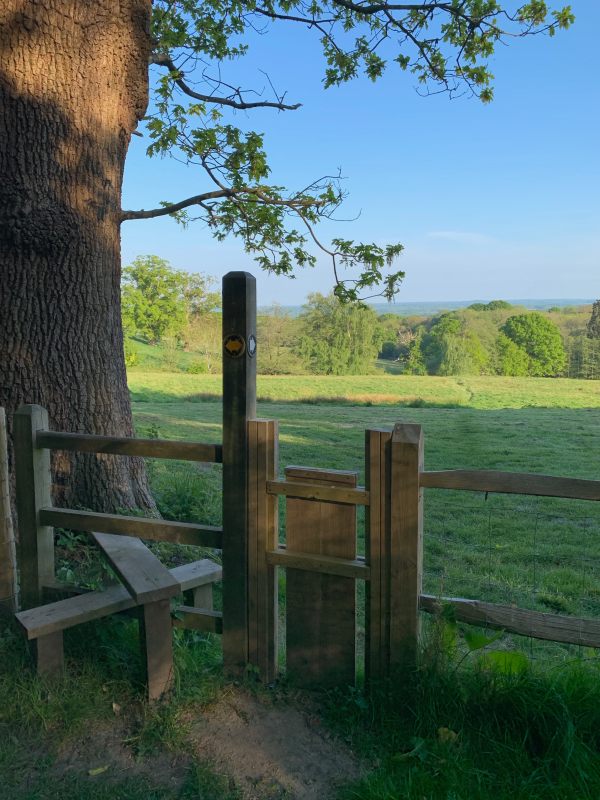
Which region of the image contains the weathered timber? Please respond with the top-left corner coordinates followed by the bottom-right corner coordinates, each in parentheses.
top-left (173, 607), bottom-right (224, 634)
top-left (17, 559), bottom-right (221, 640)
top-left (390, 424), bottom-right (424, 669)
top-left (266, 549), bottom-right (369, 580)
top-left (420, 470), bottom-right (600, 501)
top-left (37, 431), bottom-right (222, 463)
top-left (285, 467), bottom-right (358, 688)
top-left (38, 507), bottom-right (223, 548)
top-left (140, 598), bottom-right (173, 700)
top-left (0, 409), bottom-right (17, 611)
top-left (14, 405), bottom-right (54, 609)
top-left (365, 429), bottom-right (392, 684)
top-left (248, 419), bottom-right (278, 682)
top-left (267, 479), bottom-right (369, 506)
top-left (91, 533), bottom-right (179, 604)
top-left (222, 271), bottom-right (257, 673)
top-left (420, 594), bottom-right (600, 648)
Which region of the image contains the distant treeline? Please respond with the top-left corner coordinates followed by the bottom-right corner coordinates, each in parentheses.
top-left (121, 257), bottom-right (599, 379)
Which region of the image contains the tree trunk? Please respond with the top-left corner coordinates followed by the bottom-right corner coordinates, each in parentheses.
top-left (0, 1), bottom-right (156, 512)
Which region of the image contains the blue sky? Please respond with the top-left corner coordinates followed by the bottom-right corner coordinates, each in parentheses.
top-left (121, 2), bottom-right (599, 305)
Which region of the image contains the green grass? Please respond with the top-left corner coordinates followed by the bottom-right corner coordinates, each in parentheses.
top-left (5, 369), bottom-right (600, 798)
top-left (131, 371), bottom-right (600, 640)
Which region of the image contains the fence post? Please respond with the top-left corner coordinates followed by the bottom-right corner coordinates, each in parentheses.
top-left (0, 409), bottom-right (17, 612)
top-left (365, 428), bottom-right (392, 684)
top-left (389, 423), bottom-right (424, 670)
top-left (247, 419), bottom-right (278, 683)
top-left (365, 423), bottom-right (423, 682)
top-left (14, 405), bottom-right (54, 611)
top-left (222, 272), bottom-right (257, 673)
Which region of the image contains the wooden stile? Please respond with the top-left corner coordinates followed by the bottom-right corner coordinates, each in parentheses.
top-left (0, 408), bottom-right (17, 611)
top-left (247, 419), bottom-right (278, 682)
top-left (221, 271), bottom-right (257, 673)
top-left (285, 466), bottom-right (357, 688)
top-left (389, 423), bottom-right (424, 669)
top-left (14, 405), bottom-right (54, 610)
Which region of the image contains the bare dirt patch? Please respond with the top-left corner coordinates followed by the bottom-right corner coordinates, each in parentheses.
top-left (189, 687), bottom-right (363, 799)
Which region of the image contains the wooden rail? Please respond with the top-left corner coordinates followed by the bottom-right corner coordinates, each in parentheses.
top-left (420, 470), bottom-right (600, 501)
top-left (420, 594), bottom-right (600, 649)
top-left (266, 548), bottom-right (370, 580)
top-left (39, 508), bottom-right (223, 548)
top-left (267, 479), bottom-right (369, 506)
top-left (36, 431), bottom-right (222, 463)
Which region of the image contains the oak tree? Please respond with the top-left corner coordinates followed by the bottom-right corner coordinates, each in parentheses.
top-left (0, 0), bottom-right (573, 509)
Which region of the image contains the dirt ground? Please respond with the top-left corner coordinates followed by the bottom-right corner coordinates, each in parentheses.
top-left (188, 687), bottom-right (362, 799)
top-left (52, 687), bottom-right (363, 799)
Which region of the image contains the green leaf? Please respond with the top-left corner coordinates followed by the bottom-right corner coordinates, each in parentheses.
top-left (463, 628), bottom-right (504, 652)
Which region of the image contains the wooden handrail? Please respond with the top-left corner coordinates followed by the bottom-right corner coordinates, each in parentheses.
top-left (420, 470), bottom-right (600, 502)
top-left (36, 431), bottom-right (222, 463)
top-left (39, 507), bottom-right (223, 548)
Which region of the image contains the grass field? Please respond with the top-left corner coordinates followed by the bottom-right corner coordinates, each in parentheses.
top-left (130, 370), bottom-right (600, 628)
top-left (3, 370), bottom-right (600, 799)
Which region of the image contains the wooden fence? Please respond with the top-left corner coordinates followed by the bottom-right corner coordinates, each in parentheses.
top-left (10, 408), bottom-right (600, 689)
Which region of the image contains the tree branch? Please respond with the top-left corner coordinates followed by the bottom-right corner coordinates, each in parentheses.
top-left (151, 54), bottom-right (301, 111)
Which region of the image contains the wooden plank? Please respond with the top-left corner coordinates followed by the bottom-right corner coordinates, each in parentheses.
top-left (17, 558), bottom-right (222, 639)
top-left (285, 467), bottom-right (357, 688)
top-left (285, 466), bottom-right (358, 485)
top-left (389, 423), bottom-right (423, 669)
top-left (172, 607), bottom-right (224, 634)
top-left (171, 559), bottom-right (222, 592)
top-left (39, 507), bottom-right (223, 548)
top-left (91, 533), bottom-right (179, 604)
top-left (266, 549), bottom-right (369, 580)
top-left (140, 598), bottom-right (174, 701)
top-left (267, 480), bottom-right (369, 506)
top-left (248, 420), bottom-right (279, 682)
top-left (14, 405), bottom-right (54, 609)
top-left (420, 470), bottom-right (600, 501)
top-left (17, 582), bottom-right (136, 639)
top-left (222, 271), bottom-right (257, 674)
top-left (365, 429), bottom-right (392, 684)
top-left (36, 431), bottom-right (222, 463)
top-left (0, 408), bottom-right (17, 611)
top-left (420, 594), bottom-right (600, 649)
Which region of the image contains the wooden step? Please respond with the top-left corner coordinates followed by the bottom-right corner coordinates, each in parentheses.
top-left (16, 558), bottom-right (221, 640)
top-left (91, 532), bottom-right (180, 604)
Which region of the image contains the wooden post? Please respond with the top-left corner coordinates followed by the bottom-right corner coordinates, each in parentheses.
top-left (389, 423), bottom-right (424, 670)
top-left (14, 405), bottom-right (54, 611)
top-left (248, 419), bottom-right (278, 682)
top-left (0, 409), bottom-right (17, 612)
top-left (365, 428), bottom-right (392, 684)
top-left (140, 598), bottom-right (174, 701)
top-left (285, 467), bottom-right (358, 688)
top-left (222, 272), bottom-right (257, 673)
top-left (365, 423), bottom-right (423, 682)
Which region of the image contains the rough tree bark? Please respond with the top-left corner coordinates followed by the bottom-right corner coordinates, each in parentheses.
top-left (0, 1), bottom-right (156, 511)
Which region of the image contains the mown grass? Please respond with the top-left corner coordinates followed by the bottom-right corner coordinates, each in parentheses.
top-left (4, 370), bottom-right (600, 798)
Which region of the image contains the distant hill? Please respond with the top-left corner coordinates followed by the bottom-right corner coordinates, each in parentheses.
top-left (260, 299), bottom-right (594, 317)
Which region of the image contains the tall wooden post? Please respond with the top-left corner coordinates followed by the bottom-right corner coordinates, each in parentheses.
top-left (365, 423), bottom-right (423, 682)
top-left (222, 272), bottom-right (257, 673)
top-left (248, 419), bottom-right (278, 682)
top-left (389, 423), bottom-right (424, 669)
top-left (0, 409), bottom-right (17, 612)
top-left (14, 405), bottom-right (54, 611)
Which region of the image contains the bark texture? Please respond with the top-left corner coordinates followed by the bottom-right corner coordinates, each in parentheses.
top-left (0, 0), bottom-right (155, 511)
